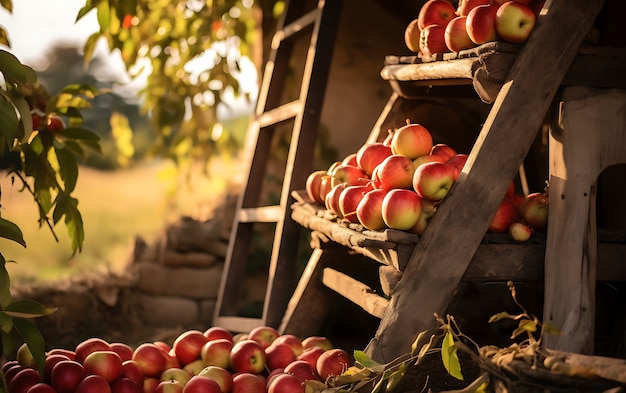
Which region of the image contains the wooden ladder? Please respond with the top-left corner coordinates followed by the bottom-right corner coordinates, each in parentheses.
top-left (213, 0), bottom-right (343, 333)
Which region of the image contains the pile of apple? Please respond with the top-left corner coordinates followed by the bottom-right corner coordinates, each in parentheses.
top-left (305, 120), bottom-right (548, 241)
top-left (404, 0), bottom-right (546, 57)
top-left (3, 326), bottom-right (353, 393)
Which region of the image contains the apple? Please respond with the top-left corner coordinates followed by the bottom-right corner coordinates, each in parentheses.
top-left (329, 164), bottom-right (369, 188)
top-left (509, 222), bottom-right (532, 242)
top-left (200, 338), bottom-right (233, 369)
top-left (305, 170), bottom-right (327, 205)
top-left (5, 364), bottom-right (26, 387)
top-left (160, 368), bottom-right (192, 385)
top-left (44, 353), bottom-right (71, 383)
top-left (495, 1), bottom-right (536, 43)
top-left (229, 340), bottom-right (266, 374)
top-left (404, 18), bottom-right (421, 53)
top-left (408, 197), bottom-right (438, 236)
top-left (318, 175), bottom-right (334, 204)
top-left (182, 376), bottom-right (222, 393)
top-left (203, 327), bottom-right (234, 343)
top-left (17, 343), bottom-right (36, 369)
top-left (518, 192), bottom-right (548, 231)
top-left (144, 377), bottom-right (160, 393)
top-left (267, 373), bottom-right (305, 393)
top-left (391, 122), bottom-right (433, 160)
top-left (75, 337), bottom-right (112, 364)
top-left (430, 143), bottom-right (457, 161)
top-left (265, 368), bottom-right (286, 389)
top-left (374, 155), bottom-right (416, 190)
top-left (356, 189), bottom-right (389, 231)
top-left (132, 343), bottom-right (168, 378)
top-left (413, 161), bottom-right (457, 201)
top-left (338, 185), bottom-right (370, 223)
top-left (197, 366), bottom-right (232, 393)
top-left (3, 360), bottom-right (18, 374)
top-left (110, 343), bottom-right (135, 362)
top-left (417, 0), bottom-right (456, 30)
top-left (155, 380), bottom-right (184, 393)
top-left (325, 183), bottom-right (348, 218)
top-left (413, 154), bottom-right (446, 170)
top-left (83, 350), bottom-right (124, 383)
top-left (382, 189), bottom-right (423, 230)
top-left (153, 342), bottom-right (172, 353)
top-left (301, 336), bottom-right (332, 352)
top-left (172, 330), bottom-right (209, 366)
top-left (356, 142), bottom-right (393, 176)
top-left (182, 359), bottom-right (204, 376)
top-left (297, 347), bottom-right (325, 371)
top-left (51, 360), bottom-right (87, 393)
top-left (446, 153), bottom-right (469, 180)
top-left (419, 24), bottom-right (450, 57)
top-left (457, 0), bottom-right (490, 16)
top-left (284, 360), bottom-right (319, 382)
top-left (466, 4), bottom-right (499, 44)
top-left (489, 198), bottom-right (519, 233)
top-left (25, 383), bottom-right (57, 393)
top-left (9, 368), bottom-right (41, 393)
top-left (315, 349), bottom-right (353, 382)
top-left (121, 360), bottom-right (144, 385)
top-left (231, 373), bottom-right (265, 393)
top-left (265, 342), bottom-right (297, 371)
top-left (75, 374), bottom-right (112, 393)
top-left (111, 378), bottom-right (144, 393)
top-left (342, 153), bottom-right (358, 166)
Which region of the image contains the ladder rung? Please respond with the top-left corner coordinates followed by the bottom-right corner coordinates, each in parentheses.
top-left (213, 316), bottom-right (265, 334)
top-left (238, 205), bottom-right (284, 223)
top-left (257, 100), bottom-right (302, 128)
top-left (322, 268), bottom-right (389, 319)
top-left (271, 8), bottom-right (321, 49)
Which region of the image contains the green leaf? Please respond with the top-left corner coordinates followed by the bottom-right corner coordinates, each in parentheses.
top-left (0, 255), bottom-right (11, 308)
top-left (13, 95), bottom-right (32, 142)
top-left (488, 311), bottom-right (512, 323)
top-left (511, 319), bottom-right (538, 339)
top-left (0, 312), bottom-right (13, 334)
top-left (83, 32), bottom-right (101, 67)
top-left (52, 194), bottom-right (84, 254)
top-left (353, 350), bottom-right (385, 373)
top-left (96, 0), bottom-right (111, 33)
top-left (13, 318), bottom-right (46, 377)
top-left (0, 50), bottom-right (36, 84)
top-left (441, 331), bottom-right (463, 380)
top-left (54, 146), bottom-right (78, 193)
top-left (4, 300), bottom-right (57, 318)
top-left (0, 216), bottom-right (26, 247)
top-left (0, 97), bottom-right (19, 143)
top-left (385, 363), bottom-right (408, 391)
top-left (76, 0), bottom-right (97, 21)
top-left (0, 26), bottom-right (10, 48)
top-left (58, 127), bottom-right (101, 142)
top-left (60, 84), bottom-right (99, 98)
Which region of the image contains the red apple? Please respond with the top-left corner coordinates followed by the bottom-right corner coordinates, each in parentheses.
top-left (121, 360), bottom-right (144, 385)
top-left (44, 353), bottom-right (71, 384)
top-left (457, 0), bottom-right (490, 16)
top-left (46, 349), bottom-right (76, 362)
top-left (17, 343), bottom-right (36, 369)
top-left (160, 368), bottom-right (192, 385)
top-left (315, 349), bottom-right (353, 382)
top-left (325, 182), bottom-right (348, 218)
top-left (75, 337), bottom-right (112, 364)
top-left (51, 360), bottom-right (87, 393)
top-left (111, 378), bottom-right (144, 393)
top-left (274, 334), bottom-right (304, 356)
top-left (153, 342), bottom-right (172, 353)
top-left (182, 359), bottom-right (204, 376)
top-left (419, 24), bottom-right (450, 57)
top-left (143, 377), bottom-right (160, 393)
top-left (229, 340), bottom-right (266, 375)
top-left (132, 343), bottom-right (168, 378)
top-left (518, 192), bottom-right (548, 231)
top-left (301, 336), bottom-right (333, 352)
top-left (110, 343), bottom-right (135, 362)
top-left (466, 4), bottom-right (499, 44)
top-left (417, 0), bottom-right (456, 30)
top-left (284, 360), bottom-right (319, 382)
top-left (25, 383), bottom-right (57, 393)
top-left (329, 164), bottom-right (369, 188)
top-left (509, 222), bottom-right (532, 242)
top-left (508, 192), bottom-right (525, 211)
top-left (155, 380), bottom-right (184, 393)
top-left (197, 366), bottom-right (232, 393)
top-left (267, 373), bottom-right (305, 393)
top-left (405, 18), bottom-right (421, 53)
top-left (172, 330), bottom-right (209, 366)
top-left (3, 360), bottom-right (19, 374)
top-left (182, 376), bottom-right (222, 393)
top-left (430, 143), bottom-right (458, 161)
top-left (391, 122), bottom-right (433, 160)
top-left (9, 368), bottom-right (41, 393)
top-left (305, 170), bottom-right (327, 205)
top-left (265, 368), bottom-right (286, 389)
top-left (231, 373), bottom-right (265, 393)
top-left (445, 153), bottom-right (469, 180)
top-left (203, 327), bottom-right (234, 343)
top-left (200, 339), bottom-right (233, 369)
top-left (382, 189), bottom-right (423, 231)
top-left (413, 161), bottom-right (457, 201)
top-left (413, 153), bottom-right (446, 170)
top-left (297, 347), bottom-right (325, 371)
top-left (356, 189), bottom-right (389, 231)
top-left (495, 1), bottom-right (536, 43)
top-left (265, 342), bottom-right (297, 371)
top-left (318, 175), bottom-right (334, 204)
top-left (489, 198), bottom-right (519, 233)
top-left (83, 350), bottom-right (123, 383)
top-left (356, 142), bottom-right (393, 176)
top-left (341, 153), bottom-right (358, 166)
top-left (75, 374), bottom-right (112, 393)
top-left (338, 185), bottom-right (370, 223)
top-left (374, 155), bottom-right (416, 190)
top-left (5, 364), bottom-right (26, 387)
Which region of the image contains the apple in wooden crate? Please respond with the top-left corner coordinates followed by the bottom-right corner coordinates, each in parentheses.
top-left (229, 340), bottom-right (266, 374)
top-left (356, 189), bottom-right (389, 231)
top-left (391, 122), bottom-right (433, 160)
top-left (356, 142), bottom-right (393, 176)
top-left (456, 0), bottom-right (490, 16)
top-left (466, 4), bottom-right (499, 44)
top-left (382, 189), bottom-right (423, 231)
top-left (419, 24), bottom-right (450, 57)
top-left (495, 1), bottom-right (536, 43)
top-left (374, 155), bottom-right (415, 190)
top-left (413, 161), bottom-right (457, 201)
top-left (417, 0), bottom-right (456, 30)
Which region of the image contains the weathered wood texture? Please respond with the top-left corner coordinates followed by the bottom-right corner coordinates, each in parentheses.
top-left (364, 1), bottom-right (606, 363)
top-left (543, 87), bottom-right (626, 354)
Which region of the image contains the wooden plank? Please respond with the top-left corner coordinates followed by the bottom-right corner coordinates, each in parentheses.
top-left (364, 0), bottom-right (606, 363)
top-left (321, 268), bottom-right (389, 319)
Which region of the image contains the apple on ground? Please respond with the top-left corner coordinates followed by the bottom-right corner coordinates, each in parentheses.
top-left (413, 161), bottom-right (457, 201)
top-left (381, 189), bottom-right (423, 231)
top-left (143, 377), bottom-right (161, 393)
top-left (247, 325), bottom-right (280, 349)
top-left (229, 340), bottom-right (266, 374)
top-left (161, 367), bottom-right (192, 385)
top-left (200, 338), bottom-right (233, 369)
top-left (197, 365), bottom-right (233, 393)
top-left (466, 4), bottom-right (499, 44)
top-left (391, 122), bottom-right (433, 160)
top-left (111, 377), bottom-right (144, 393)
top-left (374, 155), bottom-right (415, 190)
top-left (297, 347), bottom-right (325, 371)
top-left (155, 379), bottom-right (184, 393)
top-left (301, 336), bottom-right (333, 352)
top-left (272, 334), bottom-right (304, 357)
top-left (356, 189), bottom-right (389, 231)
top-left (231, 372), bottom-right (265, 393)
top-left (457, 0), bottom-right (490, 16)
top-left (120, 360), bottom-right (144, 385)
top-left (75, 337), bottom-right (112, 364)
top-left (265, 368), bottom-right (286, 389)
top-left (182, 376), bottom-right (222, 393)
top-left (50, 360), bottom-right (87, 393)
top-left (75, 374), bottom-right (112, 393)
top-left (495, 1), bottom-right (536, 43)
top-left (110, 343), bottom-right (135, 362)
top-left (265, 342), bottom-right (297, 371)
top-left (284, 360), bottom-right (319, 382)
top-left (355, 142), bottom-right (393, 176)
top-left (182, 359), bottom-right (205, 376)
top-left (132, 343), bottom-right (168, 378)
top-left (305, 170), bottom-right (328, 205)
top-left (489, 198), bottom-right (519, 233)
top-left (203, 327), bottom-right (234, 343)
top-left (172, 330), bottom-right (210, 366)
top-left (315, 349), bottom-right (353, 382)
top-left (267, 373), bottom-right (305, 393)
top-left (8, 367), bottom-right (41, 393)
top-left (518, 192), bottom-right (548, 231)
top-left (509, 222), bottom-right (532, 242)
top-left (417, 0), bottom-right (456, 30)
top-left (82, 350), bottom-right (124, 383)
top-left (338, 185), bottom-right (370, 223)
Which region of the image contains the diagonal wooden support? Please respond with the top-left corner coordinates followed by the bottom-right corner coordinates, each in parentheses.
top-left (365, 0), bottom-right (606, 363)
